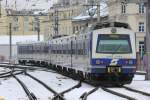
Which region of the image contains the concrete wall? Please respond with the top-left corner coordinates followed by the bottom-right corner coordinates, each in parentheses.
top-left (0, 45), bottom-right (17, 62)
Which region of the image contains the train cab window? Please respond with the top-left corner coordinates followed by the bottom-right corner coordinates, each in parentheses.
top-left (96, 34), bottom-right (132, 54)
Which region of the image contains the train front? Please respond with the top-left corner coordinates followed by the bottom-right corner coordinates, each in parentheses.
top-left (90, 28), bottom-right (136, 85)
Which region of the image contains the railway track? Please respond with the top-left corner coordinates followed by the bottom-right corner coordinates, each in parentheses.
top-left (0, 70), bottom-right (23, 78)
top-left (80, 85), bottom-right (150, 100)
top-left (80, 87), bottom-right (99, 100)
top-left (25, 72), bottom-right (82, 100)
top-left (101, 87), bottom-right (136, 100)
top-left (123, 86), bottom-right (150, 97)
top-left (80, 86), bottom-right (136, 100)
top-left (0, 64), bottom-right (83, 100)
top-left (1, 64), bottom-right (150, 100)
top-left (12, 73), bottom-right (37, 100)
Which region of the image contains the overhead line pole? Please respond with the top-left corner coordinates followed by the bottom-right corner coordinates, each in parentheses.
top-left (146, 0), bottom-right (150, 80)
top-left (54, 5), bottom-right (59, 37)
top-left (97, 0), bottom-right (100, 22)
top-left (9, 23), bottom-right (12, 64)
top-left (0, 0), bottom-right (2, 18)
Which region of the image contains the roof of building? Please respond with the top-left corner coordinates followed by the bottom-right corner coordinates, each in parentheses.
top-left (1, 0), bottom-right (53, 15)
top-left (72, 2), bottom-right (108, 21)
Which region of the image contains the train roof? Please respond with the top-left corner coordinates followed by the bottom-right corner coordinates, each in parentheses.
top-left (17, 41), bottom-right (48, 45)
top-left (92, 22), bottom-right (131, 30)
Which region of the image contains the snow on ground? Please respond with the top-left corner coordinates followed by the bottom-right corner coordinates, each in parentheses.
top-left (65, 85), bottom-right (126, 100)
top-left (73, 2), bottom-right (108, 21)
top-left (0, 67), bottom-right (9, 73)
top-left (0, 67), bottom-right (150, 100)
top-left (133, 74), bottom-right (145, 81)
top-left (65, 83), bottom-right (93, 100)
top-left (108, 87), bottom-right (150, 100)
top-left (126, 80), bottom-right (150, 95)
top-left (0, 78), bottom-right (28, 100)
top-left (28, 70), bottom-right (78, 93)
top-left (88, 88), bottom-right (126, 100)
top-left (17, 74), bottom-right (53, 100)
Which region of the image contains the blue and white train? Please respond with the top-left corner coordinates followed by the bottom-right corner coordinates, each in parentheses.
top-left (17, 22), bottom-right (136, 85)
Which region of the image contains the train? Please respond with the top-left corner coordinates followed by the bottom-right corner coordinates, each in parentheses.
top-left (17, 22), bottom-right (136, 86)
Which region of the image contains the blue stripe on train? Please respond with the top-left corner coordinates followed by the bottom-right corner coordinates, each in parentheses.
top-left (91, 58), bottom-right (136, 66)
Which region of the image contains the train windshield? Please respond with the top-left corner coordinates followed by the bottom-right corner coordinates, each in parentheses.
top-left (96, 34), bottom-right (132, 54)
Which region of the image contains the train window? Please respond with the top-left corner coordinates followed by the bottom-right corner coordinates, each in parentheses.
top-left (20, 46), bottom-right (22, 54)
top-left (96, 34), bottom-right (132, 54)
top-left (72, 43), bottom-right (76, 55)
top-left (83, 41), bottom-right (85, 55)
top-left (18, 46), bottom-right (21, 54)
top-left (44, 46), bottom-right (49, 53)
top-left (60, 44), bottom-right (62, 54)
top-left (75, 37), bottom-right (76, 40)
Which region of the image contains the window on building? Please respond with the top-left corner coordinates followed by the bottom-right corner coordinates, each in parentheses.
top-left (121, 3), bottom-right (126, 14)
top-left (13, 27), bottom-right (19, 31)
top-left (13, 17), bottom-right (18, 22)
top-left (139, 22), bottom-right (144, 32)
top-left (24, 22), bottom-right (29, 31)
top-left (24, 16), bottom-right (29, 22)
top-left (73, 26), bottom-right (75, 34)
top-left (76, 26), bottom-right (78, 31)
top-left (139, 3), bottom-right (145, 14)
top-left (63, 13), bottom-right (66, 19)
top-left (139, 41), bottom-right (145, 59)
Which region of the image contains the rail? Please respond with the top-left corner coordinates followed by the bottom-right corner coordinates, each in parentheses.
top-left (101, 87), bottom-right (136, 100)
top-left (12, 73), bottom-right (37, 100)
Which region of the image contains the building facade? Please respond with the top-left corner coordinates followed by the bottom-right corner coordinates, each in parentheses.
top-left (45, 5), bottom-right (86, 40)
top-left (0, 8), bottom-right (48, 36)
top-left (0, 8), bottom-right (9, 35)
top-left (108, 0), bottom-right (146, 59)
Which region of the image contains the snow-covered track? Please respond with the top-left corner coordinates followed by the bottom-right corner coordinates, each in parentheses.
top-left (80, 87), bottom-right (99, 100)
top-left (25, 72), bottom-right (66, 100)
top-left (26, 72), bottom-right (82, 100)
top-left (12, 73), bottom-right (37, 100)
top-left (0, 70), bottom-right (23, 78)
top-left (52, 81), bottom-right (82, 100)
top-left (123, 86), bottom-right (150, 96)
top-left (0, 71), bottom-right (12, 76)
top-left (0, 64), bottom-right (52, 72)
top-left (101, 87), bottom-right (136, 100)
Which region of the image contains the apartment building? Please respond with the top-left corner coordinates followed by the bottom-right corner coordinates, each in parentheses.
top-left (45, 5), bottom-right (85, 40)
top-left (0, 8), bottom-right (48, 36)
top-left (108, 0), bottom-right (146, 59)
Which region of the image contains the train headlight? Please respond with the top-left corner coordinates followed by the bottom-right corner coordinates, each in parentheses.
top-left (125, 60), bottom-right (134, 65)
top-left (129, 60), bottom-right (134, 65)
top-left (96, 60), bottom-right (100, 64)
top-left (96, 60), bottom-right (104, 65)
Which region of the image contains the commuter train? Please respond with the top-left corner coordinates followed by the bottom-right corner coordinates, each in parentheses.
top-left (17, 22), bottom-right (136, 85)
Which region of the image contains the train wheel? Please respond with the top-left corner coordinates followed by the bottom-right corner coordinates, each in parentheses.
top-left (77, 71), bottom-right (84, 81)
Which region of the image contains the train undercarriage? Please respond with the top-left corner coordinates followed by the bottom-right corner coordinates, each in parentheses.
top-left (18, 60), bottom-right (134, 86)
